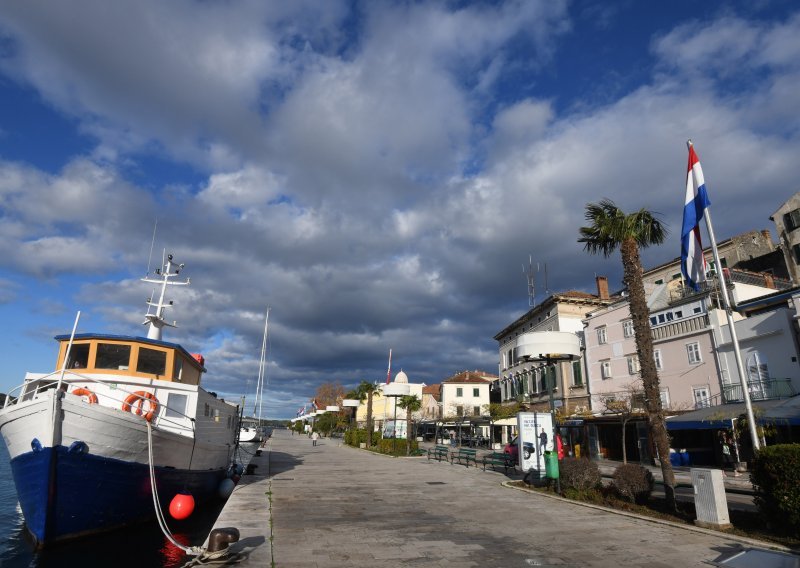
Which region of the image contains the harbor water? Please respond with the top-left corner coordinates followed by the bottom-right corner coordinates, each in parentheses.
top-left (0, 443), bottom-right (232, 568)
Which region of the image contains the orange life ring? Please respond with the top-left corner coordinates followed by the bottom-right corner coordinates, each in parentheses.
top-left (71, 387), bottom-right (98, 404)
top-left (122, 391), bottom-right (160, 423)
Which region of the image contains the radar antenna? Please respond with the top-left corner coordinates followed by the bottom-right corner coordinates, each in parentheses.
top-left (141, 251), bottom-right (190, 340)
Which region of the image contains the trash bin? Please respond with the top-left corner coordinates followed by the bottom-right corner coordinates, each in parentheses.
top-left (669, 449), bottom-right (681, 467)
top-left (544, 451), bottom-right (559, 479)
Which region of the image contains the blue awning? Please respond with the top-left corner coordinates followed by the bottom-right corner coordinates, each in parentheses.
top-left (666, 400), bottom-right (787, 431)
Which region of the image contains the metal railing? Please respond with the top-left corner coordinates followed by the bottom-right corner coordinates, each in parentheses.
top-left (722, 377), bottom-right (796, 403)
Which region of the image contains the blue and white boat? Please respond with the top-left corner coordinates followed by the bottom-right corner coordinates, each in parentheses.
top-left (0, 254), bottom-right (240, 547)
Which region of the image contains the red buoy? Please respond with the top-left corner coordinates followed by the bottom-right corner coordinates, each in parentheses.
top-left (169, 492), bottom-right (195, 520)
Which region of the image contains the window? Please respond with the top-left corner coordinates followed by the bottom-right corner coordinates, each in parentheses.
top-left (785, 208), bottom-right (800, 231)
top-left (165, 393), bottom-right (188, 418)
top-left (655, 279), bottom-right (664, 285)
top-left (572, 361), bottom-right (583, 386)
top-left (95, 343), bottom-right (131, 370)
top-left (173, 357), bottom-right (183, 381)
top-left (596, 326), bottom-right (608, 345)
top-left (626, 355), bottom-right (640, 375)
top-left (67, 343), bottom-right (90, 369)
top-left (793, 243), bottom-right (800, 264)
top-left (693, 387), bottom-right (710, 408)
top-left (473, 406), bottom-right (481, 416)
top-left (653, 349), bottom-right (663, 371)
top-left (136, 347), bottom-right (167, 375)
top-left (660, 389), bottom-right (670, 409)
top-left (456, 387), bottom-right (463, 397)
top-left (473, 388), bottom-right (479, 397)
top-left (456, 405), bottom-right (464, 416)
top-left (686, 342), bottom-right (702, 364)
top-left (623, 320), bottom-right (634, 338)
top-left (204, 403), bottom-right (210, 417)
top-left (600, 360), bottom-right (611, 379)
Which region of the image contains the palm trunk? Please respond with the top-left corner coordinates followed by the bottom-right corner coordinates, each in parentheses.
top-left (366, 393), bottom-right (374, 447)
top-left (621, 238), bottom-right (677, 510)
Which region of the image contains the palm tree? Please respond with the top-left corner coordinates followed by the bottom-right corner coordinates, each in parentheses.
top-left (578, 198), bottom-right (677, 511)
top-left (397, 394), bottom-right (422, 456)
top-left (355, 380), bottom-right (379, 447)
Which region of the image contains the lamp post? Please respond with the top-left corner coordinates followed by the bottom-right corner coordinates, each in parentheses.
top-left (383, 383), bottom-right (410, 454)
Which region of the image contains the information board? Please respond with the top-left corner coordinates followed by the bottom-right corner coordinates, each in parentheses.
top-left (517, 411), bottom-right (554, 473)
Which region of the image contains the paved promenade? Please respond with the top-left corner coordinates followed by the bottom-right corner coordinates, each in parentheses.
top-left (210, 429), bottom-right (790, 567)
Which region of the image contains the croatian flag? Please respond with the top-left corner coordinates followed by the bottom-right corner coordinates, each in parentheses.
top-left (297, 406), bottom-right (305, 417)
top-left (311, 399), bottom-right (318, 412)
top-left (681, 142), bottom-right (711, 290)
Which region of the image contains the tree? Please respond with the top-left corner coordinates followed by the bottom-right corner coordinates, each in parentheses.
top-left (397, 394), bottom-right (422, 456)
top-left (599, 381), bottom-right (645, 464)
top-left (315, 381), bottom-right (346, 409)
top-left (484, 402), bottom-right (520, 447)
top-left (579, 198), bottom-right (677, 510)
top-left (355, 380), bottom-right (379, 447)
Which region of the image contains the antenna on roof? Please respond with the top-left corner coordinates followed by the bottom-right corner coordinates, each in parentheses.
top-left (544, 263), bottom-right (550, 295)
top-left (146, 219), bottom-right (158, 276)
top-left (523, 255), bottom-right (536, 307)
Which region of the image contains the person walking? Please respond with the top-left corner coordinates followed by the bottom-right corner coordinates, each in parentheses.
top-left (311, 431), bottom-right (320, 447)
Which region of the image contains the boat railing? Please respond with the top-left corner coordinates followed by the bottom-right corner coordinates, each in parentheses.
top-left (1, 371), bottom-right (196, 435)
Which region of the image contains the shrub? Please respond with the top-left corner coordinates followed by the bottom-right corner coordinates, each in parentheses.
top-left (344, 428), bottom-right (376, 447)
top-left (375, 438), bottom-right (418, 455)
top-left (559, 457), bottom-right (602, 492)
top-left (611, 463), bottom-right (654, 504)
top-left (751, 443), bottom-right (800, 534)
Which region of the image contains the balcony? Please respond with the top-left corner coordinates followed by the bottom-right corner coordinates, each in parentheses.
top-left (722, 377), bottom-right (795, 404)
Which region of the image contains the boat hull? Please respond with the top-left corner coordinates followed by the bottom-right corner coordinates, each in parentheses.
top-left (11, 445), bottom-right (225, 546)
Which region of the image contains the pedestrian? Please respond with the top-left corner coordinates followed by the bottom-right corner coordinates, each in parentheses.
top-left (719, 431), bottom-right (735, 476)
top-left (311, 431), bottom-right (320, 447)
top-left (539, 427), bottom-right (548, 454)
top-left (556, 432), bottom-right (564, 460)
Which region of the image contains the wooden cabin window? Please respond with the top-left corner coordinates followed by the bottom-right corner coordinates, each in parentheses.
top-left (67, 344), bottom-right (90, 369)
top-left (173, 357), bottom-right (183, 381)
top-left (137, 347), bottom-right (167, 376)
top-left (96, 343), bottom-right (131, 370)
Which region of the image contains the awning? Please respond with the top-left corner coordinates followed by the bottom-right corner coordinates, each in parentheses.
top-left (665, 399), bottom-right (786, 430)
top-left (762, 395), bottom-right (800, 426)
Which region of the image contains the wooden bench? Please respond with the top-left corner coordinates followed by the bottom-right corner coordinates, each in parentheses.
top-left (450, 448), bottom-right (478, 467)
top-left (427, 445), bottom-right (450, 462)
top-left (482, 452), bottom-right (516, 474)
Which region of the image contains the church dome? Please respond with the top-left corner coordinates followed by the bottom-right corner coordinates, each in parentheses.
top-left (394, 370), bottom-right (408, 383)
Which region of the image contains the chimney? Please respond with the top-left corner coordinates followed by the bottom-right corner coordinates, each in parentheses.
top-left (596, 276), bottom-right (609, 300)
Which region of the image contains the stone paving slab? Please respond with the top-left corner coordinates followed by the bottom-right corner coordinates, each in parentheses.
top-left (209, 430), bottom-right (794, 567)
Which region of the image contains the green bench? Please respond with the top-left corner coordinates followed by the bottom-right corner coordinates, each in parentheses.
top-left (427, 445), bottom-right (450, 462)
top-left (482, 452), bottom-right (516, 474)
top-left (450, 447), bottom-right (478, 467)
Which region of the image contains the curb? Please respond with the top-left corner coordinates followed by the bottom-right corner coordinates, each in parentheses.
top-left (500, 480), bottom-right (794, 553)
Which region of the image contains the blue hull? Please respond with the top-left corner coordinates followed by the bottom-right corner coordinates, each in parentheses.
top-left (10, 445), bottom-right (226, 547)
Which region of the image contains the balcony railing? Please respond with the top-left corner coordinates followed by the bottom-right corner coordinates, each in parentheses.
top-left (721, 377), bottom-right (795, 403)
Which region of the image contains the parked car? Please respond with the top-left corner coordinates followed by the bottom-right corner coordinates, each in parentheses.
top-left (503, 436), bottom-right (535, 460)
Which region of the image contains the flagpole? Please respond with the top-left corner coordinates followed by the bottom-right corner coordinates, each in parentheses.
top-left (688, 141), bottom-right (760, 451)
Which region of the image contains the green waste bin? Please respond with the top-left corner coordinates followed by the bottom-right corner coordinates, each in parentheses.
top-left (544, 450), bottom-right (559, 479)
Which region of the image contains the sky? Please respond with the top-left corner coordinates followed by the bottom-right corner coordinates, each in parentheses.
top-left (0, 1), bottom-right (799, 419)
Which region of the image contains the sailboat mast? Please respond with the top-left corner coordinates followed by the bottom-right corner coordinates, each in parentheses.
top-left (256, 308), bottom-right (270, 422)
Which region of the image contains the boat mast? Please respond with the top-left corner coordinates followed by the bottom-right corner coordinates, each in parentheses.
top-left (255, 308), bottom-right (270, 423)
top-left (141, 252), bottom-right (190, 341)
